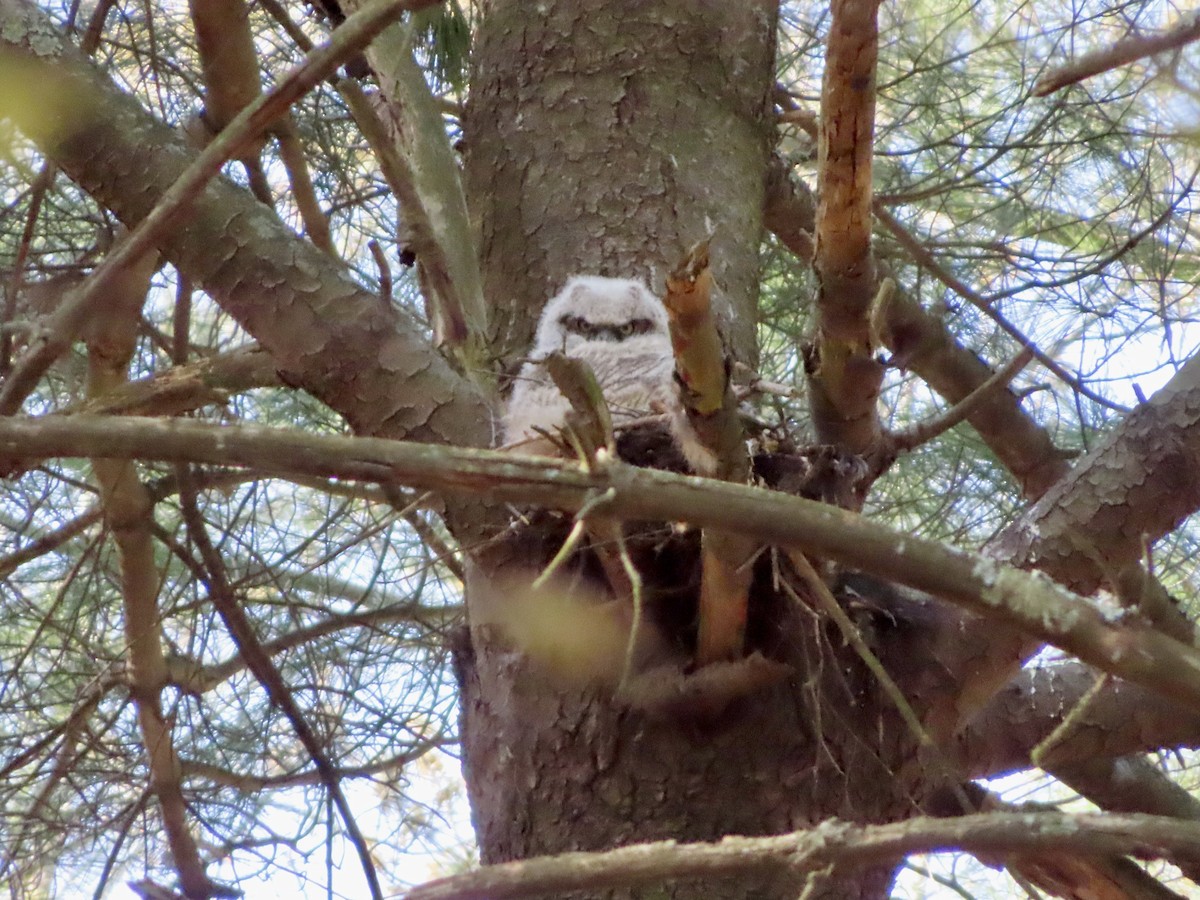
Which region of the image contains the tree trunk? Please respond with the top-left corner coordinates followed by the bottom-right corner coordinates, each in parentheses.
top-left (458, 3), bottom-right (922, 896)
top-left (456, 570), bottom-right (919, 899)
top-left (464, 0), bottom-right (772, 367)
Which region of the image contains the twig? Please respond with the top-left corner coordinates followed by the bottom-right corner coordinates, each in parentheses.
top-left (368, 239), bottom-right (393, 302)
top-left (0, 504), bottom-right (102, 577)
top-left (890, 348), bottom-right (1035, 452)
top-left (0, 163), bottom-right (53, 374)
top-left (1031, 672), bottom-right (1109, 768)
top-left (274, 117), bottom-right (333, 251)
top-left (531, 517), bottom-right (588, 590)
top-left (873, 203), bottom-right (1128, 414)
top-left (614, 526), bottom-right (645, 691)
top-left (177, 465), bottom-right (384, 900)
top-left (783, 549), bottom-right (973, 813)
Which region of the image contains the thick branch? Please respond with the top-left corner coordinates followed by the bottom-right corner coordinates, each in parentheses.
top-left (991, 350), bottom-right (1200, 593)
top-left (761, 160), bottom-right (1070, 498)
top-left (406, 812), bottom-right (1200, 900)
top-left (807, 0), bottom-right (884, 455)
top-left (938, 351), bottom-right (1200, 732)
top-left (957, 664), bottom-right (1200, 779)
top-left (959, 666), bottom-right (1200, 884)
top-left (8, 414), bottom-right (1200, 717)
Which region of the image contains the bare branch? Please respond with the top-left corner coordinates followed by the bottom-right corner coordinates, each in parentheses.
top-left (7, 414), bottom-right (1200, 717)
top-left (406, 812), bottom-right (1200, 900)
top-left (1034, 12), bottom-right (1200, 96)
top-left (761, 160), bottom-right (1071, 499)
top-left (890, 348), bottom-right (1035, 453)
top-left (808, 0), bottom-right (885, 456)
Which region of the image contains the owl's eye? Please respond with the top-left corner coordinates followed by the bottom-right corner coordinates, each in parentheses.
top-left (616, 322), bottom-right (637, 338)
top-left (559, 315), bottom-right (589, 335)
top-left (630, 318), bottom-right (654, 335)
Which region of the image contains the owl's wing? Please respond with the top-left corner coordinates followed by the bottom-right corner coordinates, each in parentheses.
top-left (500, 361), bottom-right (572, 450)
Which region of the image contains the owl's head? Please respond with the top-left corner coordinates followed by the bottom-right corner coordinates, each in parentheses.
top-left (534, 276), bottom-right (669, 352)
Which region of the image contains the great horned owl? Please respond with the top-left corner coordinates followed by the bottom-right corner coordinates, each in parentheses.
top-left (501, 275), bottom-right (716, 474)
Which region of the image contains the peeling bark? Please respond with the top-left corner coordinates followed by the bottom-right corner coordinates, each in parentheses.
top-left (813, 0), bottom-right (880, 337)
top-left (807, 0), bottom-right (884, 455)
top-left (10, 2), bottom-right (1200, 897)
top-left (761, 157), bottom-right (1071, 500)
top-left (761, 106), bottom-right (1200, 813)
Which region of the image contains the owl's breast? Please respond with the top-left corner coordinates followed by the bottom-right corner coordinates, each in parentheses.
top-left (501, 338), bottom-right (676, 447)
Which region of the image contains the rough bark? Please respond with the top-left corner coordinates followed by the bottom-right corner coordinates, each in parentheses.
top-left (957, 664), bottom-right (1200, 780)
top-left (465, 0), bottom-right (772, 369)
top-left (457, 587), bottom-right (913, 900)
top-left (764, 113), bottom-right (1200, 771)
top-left (929, 353), bottom-right (1200, 742)
top-left (11, 2), bottom-right (1200, 897)
top-left (456, 5), bottom-right (926, 897)
top-left (990, 351), bottom-right (1200, 593)
top-left (0, 0), bottom-right (488, 452)
top-left (957, 664), bottom-right (1200, 883)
